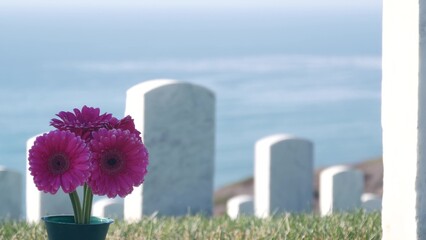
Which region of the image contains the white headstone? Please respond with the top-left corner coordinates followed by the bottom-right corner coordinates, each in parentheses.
top-left (26, 135), bottom-right (78, 222)
top-left (226, 195), bottom-right (254, 219)
top-left (361, 193), bottom-right (381, 213)
top-left (319, 165), bottom-right (363, 216)
top-left (254, 134), bottom-right (313, 218)
top-left (93, 198), bottom-right (123, 219)
top-left (0, 166), bottom-right (22, 220)
top-left (124, 79), bottom-right (215, 220)
top-left (382, 0), bottom-right (426, 238)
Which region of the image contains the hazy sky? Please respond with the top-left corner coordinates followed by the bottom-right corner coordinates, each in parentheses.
top-left (1, 0), bottom-right (382, 11)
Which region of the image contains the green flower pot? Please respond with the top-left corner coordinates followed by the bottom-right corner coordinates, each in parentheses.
top-left (42, 215), bottom-right (114, 240)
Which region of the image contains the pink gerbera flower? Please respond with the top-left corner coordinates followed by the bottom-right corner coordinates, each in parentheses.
top-left (88, 128), bottom-right (148, 198)
top-left (28, 130), bottom-right (91, 194)
top-left (50, 105), bottom-right (115, 141)
top-left (106, 115), bottom-right (141, 140)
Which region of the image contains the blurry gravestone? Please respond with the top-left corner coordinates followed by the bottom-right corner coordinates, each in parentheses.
top-left (93, 198), bottom-right (123, 219)
top-left (361, 193), bottom-right (381, 213)
top-left (254, 134), bottom-right (313, 218)
top-left (0, 166), bottom-right (22, 220)
top-left (226, 195), bottom-right (254, 219)
top-left (319, 165), bottom-right (363, 216)
top-left (124, 79), bottom-right (215, 220)
top-left (26, 135), bottom-right (79, 222)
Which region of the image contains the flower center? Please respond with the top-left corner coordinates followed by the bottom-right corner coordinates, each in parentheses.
top-left (48, 153), bottom-right (70, 174)
top-left (101, 150), bottom-right (124, 175)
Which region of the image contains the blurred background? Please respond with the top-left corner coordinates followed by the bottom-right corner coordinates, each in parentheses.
top-left (0, 0), bottom-right (382, 189)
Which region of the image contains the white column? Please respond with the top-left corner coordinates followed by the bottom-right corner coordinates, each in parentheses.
top-left (382, 0), bottom-right (426, 238)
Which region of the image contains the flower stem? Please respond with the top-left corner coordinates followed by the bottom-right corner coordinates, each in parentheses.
top-left (82, 184), bottom-right (93, 224)
top-left (69, 191), bottom-right (83, 224)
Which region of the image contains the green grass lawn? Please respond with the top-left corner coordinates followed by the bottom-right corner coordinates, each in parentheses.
top-left (0, 211), bottom-right (381, 240)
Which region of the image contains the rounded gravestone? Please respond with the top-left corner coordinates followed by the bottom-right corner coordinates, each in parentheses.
top-left (319, 165), bottom-right (364, 216)
top-left (0, 166), bottom-right (22, 220)
top-left (227, 195), bottom-right (254, 219)
top-left (255, 134), bottom-right (313, 218)
top-left (361, 193), bottom-right (382, 213)
top-left (93, 198), bottom-right (123, 219)
top-left (124, 79), bottom-right (215, 220)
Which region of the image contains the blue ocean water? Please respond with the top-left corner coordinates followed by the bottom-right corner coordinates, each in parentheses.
top-left (0, 6), bottom-right (382, 188)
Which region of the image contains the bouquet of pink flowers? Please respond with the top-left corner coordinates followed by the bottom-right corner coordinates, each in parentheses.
top-left (28, 106), bottom-right (149, 224)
